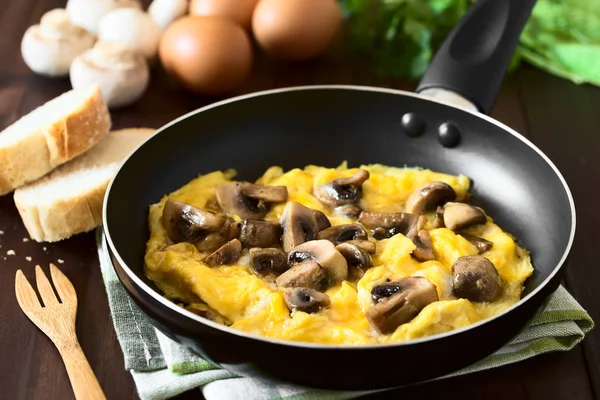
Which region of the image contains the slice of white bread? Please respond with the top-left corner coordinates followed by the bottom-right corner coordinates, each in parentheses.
top-left (0, 84), bottom-right (111, 195)
top-left (14, 128), bottom-right (155, 242)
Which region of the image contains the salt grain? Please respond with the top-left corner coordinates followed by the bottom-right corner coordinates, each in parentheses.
top-left (23, 238), bottom-right (29, 242)
top-left (0, 230), bottom-right (4, 234)
top-left (7, 250), bottom-right (15, 256)
top-left (43, 247), bottom-right (47, 251)
top-left (25, 256), bottom-right (32, 262)
top-left (58, 259), bottom-right (64, 264)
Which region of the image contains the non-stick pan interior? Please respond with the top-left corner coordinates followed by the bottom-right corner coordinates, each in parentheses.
top-left (105, 87), bottom-right (573, 298)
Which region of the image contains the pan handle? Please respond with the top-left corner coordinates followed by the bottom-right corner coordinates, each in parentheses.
top-left (415, 0), bottom-right (536, 114)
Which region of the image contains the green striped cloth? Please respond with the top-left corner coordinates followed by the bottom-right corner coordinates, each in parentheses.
top-left (97, 230), bottom-right (594, 400)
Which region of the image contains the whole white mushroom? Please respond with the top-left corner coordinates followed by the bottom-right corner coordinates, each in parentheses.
top-left (66, 0), bottom-right (142, 35)
top-left (98, 8), bottom-right (162, 60)
top-left (70, 41), bottom-right (149, 108)
top-left (148, 0), bottom-right (189, 31)
top-left (21, 8), bottom-right (95, 77)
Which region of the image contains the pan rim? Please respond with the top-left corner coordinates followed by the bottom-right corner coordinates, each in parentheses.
top-left (103, 84), bottom-right (576, 350)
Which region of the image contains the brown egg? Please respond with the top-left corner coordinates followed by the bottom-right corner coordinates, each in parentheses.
top-left (189, 0), bottom-right (259, 30)
top-left (252, 0), bottom-right (342, 61)
top-left (159, 16), bottom-right (253, 95)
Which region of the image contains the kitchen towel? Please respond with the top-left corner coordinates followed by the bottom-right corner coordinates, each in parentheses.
top-left (97, 230), bottom-right (594, 400)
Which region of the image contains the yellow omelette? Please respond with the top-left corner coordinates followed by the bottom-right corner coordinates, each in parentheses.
top-left (144, 163), bottom-right (533, 345)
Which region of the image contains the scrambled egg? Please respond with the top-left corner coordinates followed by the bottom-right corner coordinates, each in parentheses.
top-left (144, 163), bottom-right (533, 345)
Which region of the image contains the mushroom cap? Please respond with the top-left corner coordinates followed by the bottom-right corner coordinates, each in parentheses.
top-left (194, 217), bottom-right (241, 252)
top-left (288, 240), bottom-right (348, 283)
top-left (162, 198), bottom-right (226, 243)
top-left (314, 169), bottom-right (370, 207)
top-left (66, 0), bottom-right (142, 35)
top-left (279, 201), bottom-right (319, 252)
top-left (404, 181), bottom-right (456, 214)
top-left (344, 239), bottom-right (376, 254)
top-left (336, 242), bottom-right (371, 270)
top-left (204, 238), bottom-right (242, 266)
top-left (70, 40), bottom-right (150, 108)
top-left (239, 219), bottom-right (281, 248)
top-left (216, 182), bottom-right (288, 220)
top-left (21, 8), bottom-right (95, 77)
top-left (443, 202), bottom-right (487, 231)
top-left (317, 224), bottom-right (368, 245)
top-left (411, 229), bottom-right (435, 262)
top-left (311, 209), bottom-right (331, 231)
top-left (283, 287), bottom-right (330, 313)
top-left (358, 211), bottom-right (424, 240)
top-left (249, 247), bottom-right (288, 275)
top-left (460, 233), bottom-right (493, 254)
top-left (451, 255), bottom-right (503, 302)
top-left (98, 7), bottom-right (162, 60)
top-left (148, 0), bottom-right (188, 30)
top-left (275, 260), bottom-right (328, 290)
top-left (366, 276), bottom-right (439, 334)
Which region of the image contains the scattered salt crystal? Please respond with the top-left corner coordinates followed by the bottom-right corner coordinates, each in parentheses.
top-left (23, 238), bottom-right (29, 242)
top-left (43, 247), bottom-right (47, 251)
top-left (25, 257), bottom-right (32, 262)
top-left (7, 250), bottom-right (15, 256)
top-left (0, 230), bottom-right (4, 234)
top-left (57, 259), bottom-right (64, 264)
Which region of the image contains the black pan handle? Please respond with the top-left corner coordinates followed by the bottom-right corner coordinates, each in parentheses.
top-left (416, 0), bottom-right (536, 114)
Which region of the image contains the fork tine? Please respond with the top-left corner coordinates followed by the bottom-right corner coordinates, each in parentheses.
top-left (35, 265), bottom-right (59, 307)
top-left (15, 270), bottom-right (41, 311)
top-left (50, 263), bottom-right (77, 304)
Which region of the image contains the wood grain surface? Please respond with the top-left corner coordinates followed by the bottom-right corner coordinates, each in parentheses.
top-left (0, 0), bottom-right (598, 399)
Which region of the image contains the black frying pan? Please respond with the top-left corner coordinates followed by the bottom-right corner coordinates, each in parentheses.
top-left (103, 0), bottom-right (576, 390)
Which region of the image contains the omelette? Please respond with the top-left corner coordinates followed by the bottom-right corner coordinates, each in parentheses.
top-left (144, 163), bottom-right (533, 345)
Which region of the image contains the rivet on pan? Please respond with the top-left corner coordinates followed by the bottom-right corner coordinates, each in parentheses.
top-left (438, 122), bottom-right (461, 148)
top-left (400, 113), bottom-right (425, 137)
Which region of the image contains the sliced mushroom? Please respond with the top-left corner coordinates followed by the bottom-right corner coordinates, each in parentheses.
top-left (404, 182), bottom-right (456, 214)
top-left (335, 203), bottom-right (362, 218)
top-left (432, 206), bottom-right (445, 228)
top-left (358, 211), bottom-right (425, 240)
top-left (162, 198), bottom-right (226, 243)
top-left (443, 202), bottom-right (487, 231)
top-left (216, 182), bottom-right (288, 219)
top-left (366, 277), bottom-right (439, 334)
top-left (336, 242), bottom-right (371, 281)
top-left (239, 220), bottom-right (282, 248)
top-left (371, 281), bottom-right (404, 303)
top-left (317, 224), bottom-right (368, 245)
top-left (314, 169), bottom-right (370, 207)
top-left (288, 240), bottom-right (348, 283)
top-left (249, 248), bottom-right (288, 275)
top-left (312, 209), bottom-right (332, 231)
top-left (345, 239), bottom-right (376, 254)
top-left (283, 287), bottom-right (330, 313)
top-left (194, 218), bottom-right (241, 252)
top-left (411, 230), bottom-right (435, 262)
top-left (460, 233), bottom-right (493, 254)
top-left (280, 201), bottom-right (319, 252)
top-left (275, 260), bottom-right (329, 290)
top-left (451, 256), bottom-right (502, 302)
top-left (204, 239), bottom-right (242, 267)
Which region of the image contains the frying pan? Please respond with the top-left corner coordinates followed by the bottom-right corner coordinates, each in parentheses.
top-left (103, 0), bottom-right (576, 390)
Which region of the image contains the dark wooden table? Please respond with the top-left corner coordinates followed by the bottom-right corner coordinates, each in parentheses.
top-left (2, 1), bottom-right (600, 400)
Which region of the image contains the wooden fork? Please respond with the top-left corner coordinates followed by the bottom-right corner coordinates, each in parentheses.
top-left (15, 264), bottom-right (107, 400)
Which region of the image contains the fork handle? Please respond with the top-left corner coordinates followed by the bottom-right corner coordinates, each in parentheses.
top-left (57, 340), bottom-right (107, 400)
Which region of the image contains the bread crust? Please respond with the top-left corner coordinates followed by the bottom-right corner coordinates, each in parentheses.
top-left (0, 85), bottom-right (111, 195)
top-left (14, 128), bottom-right (155, 242)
